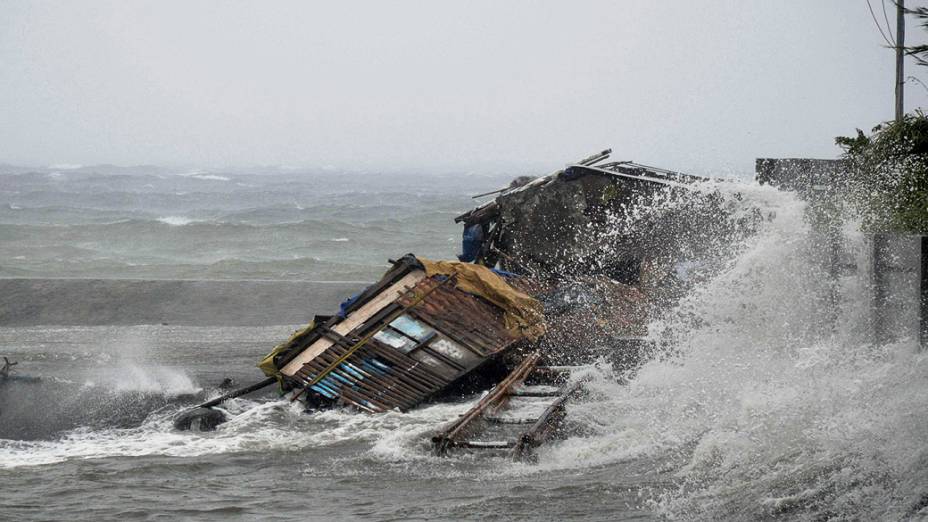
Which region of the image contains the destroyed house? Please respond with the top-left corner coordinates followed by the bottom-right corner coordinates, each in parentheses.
top-left (259, 255), bottom-right (545, 412)
top-left (455, 149), bottom-right (706, 282)
top-left (451, 150), bottom-right (763, 364)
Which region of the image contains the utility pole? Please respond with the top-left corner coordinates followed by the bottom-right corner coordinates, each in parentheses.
top-left (891, 1), bottom-right (928, 351)
top-left (873, 2), bottom-right (906, 347)
top-left (896, 0), bottom-right (905, 122)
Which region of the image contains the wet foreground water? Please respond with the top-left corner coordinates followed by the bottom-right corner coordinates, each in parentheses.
top-left (2, 177), bottom-right (927, 520)
top-left (0, 325), bottom-right (663, 521)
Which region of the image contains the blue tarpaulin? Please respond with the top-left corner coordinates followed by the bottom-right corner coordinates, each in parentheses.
top-left (457, 224), bottom-right (486, 262)
top-left (338, 291), bottom-right (365, 318)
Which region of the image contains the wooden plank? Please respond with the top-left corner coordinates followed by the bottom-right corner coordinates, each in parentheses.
top-left (280, 270), bottom-right (425, 376)
top-left (453, 440), bottom-right (514, 449)
top-left (511, 381), bottom-right (584, 461)
top-left (432, 352), bottom-right (541, 456)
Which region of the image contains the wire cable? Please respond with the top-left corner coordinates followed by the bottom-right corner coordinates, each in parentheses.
top-left (868, 0), bottom-right (896, 46)
top-left (882, 0), bottom-right (896, 42)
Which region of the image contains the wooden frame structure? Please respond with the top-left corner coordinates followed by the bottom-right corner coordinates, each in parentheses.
top-left (270, 255), bottom-right (526, 412)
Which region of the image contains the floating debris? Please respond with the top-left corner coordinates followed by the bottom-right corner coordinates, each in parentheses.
top-left (0, 357), bottom-right (39, 384)
top-left (432, 351), bottom-right (584, 460)
top-left (1, 357), bottom-right (17, 379)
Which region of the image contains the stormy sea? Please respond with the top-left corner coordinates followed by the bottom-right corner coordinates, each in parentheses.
top-left (1, 165), bottom-right (926, 521)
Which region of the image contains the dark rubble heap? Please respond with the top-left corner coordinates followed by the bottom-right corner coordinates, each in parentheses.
top-left (455, 149), bottom-right (762, 365)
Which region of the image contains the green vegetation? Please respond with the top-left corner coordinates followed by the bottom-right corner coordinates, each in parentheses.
top-left (836, 111), bottom-right (928, 233)
top-left (905, 6), bottom-right (928, 66)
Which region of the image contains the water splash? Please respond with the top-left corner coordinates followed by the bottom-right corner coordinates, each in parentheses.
top-left (0, 327), bottom-right (205, 440)
top-left (539, 181), bottom-right (928, 520)
top-left (96, 329), bottom-right (202, 397)
top-left (3, 177), bottom-right (926, 520)
top-left (109, 365), bottom-right (201, 397)
top-left (0, 397), bottom-right (473, 470)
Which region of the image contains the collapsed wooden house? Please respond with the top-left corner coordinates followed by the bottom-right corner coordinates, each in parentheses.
top-left (247, 254), bottom-right (581, 459)
top-left (258, 254), bottom-right (546, 412)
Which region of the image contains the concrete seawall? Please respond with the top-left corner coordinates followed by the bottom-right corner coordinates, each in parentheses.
top-left (0, 278), bottom-right (367, 326)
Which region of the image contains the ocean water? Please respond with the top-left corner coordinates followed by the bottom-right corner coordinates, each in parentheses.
top-left (0, 166), bottom-right (503, 281)
top-left (1, 167), bottom-right (926, 521)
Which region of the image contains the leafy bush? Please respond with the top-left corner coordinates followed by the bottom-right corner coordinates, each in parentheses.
top-left (836, 111), bottom-right (928, 233)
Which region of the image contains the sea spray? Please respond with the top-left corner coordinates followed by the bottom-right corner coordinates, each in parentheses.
top-left (0, 396), bottom-right (474, 470)
top-left (541, 181), bottom-right (928, 520)
top-left (0, 326), bottom-right (204, 440)
top-left (102, 332), bottom-right (201, 397)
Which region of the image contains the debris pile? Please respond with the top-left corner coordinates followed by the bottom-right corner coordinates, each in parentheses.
top-left (182, 148), bottom-right (759, 457)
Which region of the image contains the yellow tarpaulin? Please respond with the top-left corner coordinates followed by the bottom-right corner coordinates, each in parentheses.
top-left (417, 257), bottom-right (546, 342)
top-left (257, 320), bottom-right (315, 386)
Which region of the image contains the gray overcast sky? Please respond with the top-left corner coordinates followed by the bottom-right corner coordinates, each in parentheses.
top-left (2, 0), bottom-right (927, 175)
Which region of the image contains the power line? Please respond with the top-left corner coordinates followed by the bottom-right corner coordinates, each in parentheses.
top-left (882, 0), bottom-right (896, 42)
top-left (868, 0), bottom-right (896, 46)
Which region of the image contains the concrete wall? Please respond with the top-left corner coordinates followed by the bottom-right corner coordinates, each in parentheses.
top-left (869, 235), bottom-right (926, 345)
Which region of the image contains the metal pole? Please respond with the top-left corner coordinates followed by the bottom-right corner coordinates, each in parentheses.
top-left (872, 1), bottom-right (906, 347)
top-left (192, 376), bottom-right (277, 410)
top-left (896, 0), bottom-right (905, 122)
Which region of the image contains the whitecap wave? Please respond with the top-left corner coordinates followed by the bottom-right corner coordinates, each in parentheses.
top-left (191, 174), bottom-right (230, 182)
top-left (109, 365), bottom-right (202, 397)
top-left (156, 216), bottom-right (196, 226)
top-left (47, 163), bottom-right (82, 170)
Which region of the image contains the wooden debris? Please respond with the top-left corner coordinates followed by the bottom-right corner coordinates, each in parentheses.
top-left (431, 352), bottom-right (585, 460)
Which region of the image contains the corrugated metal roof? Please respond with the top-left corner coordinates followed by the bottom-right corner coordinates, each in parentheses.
top-left (285, 271), bottom-right (526, 413)
top-left (398, 277), bottom-right (521, 357)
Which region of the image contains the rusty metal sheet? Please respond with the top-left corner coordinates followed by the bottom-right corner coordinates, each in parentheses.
top-left (398, 277), bottom-right (520, 357)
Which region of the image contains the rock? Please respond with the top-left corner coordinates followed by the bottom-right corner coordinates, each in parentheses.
top-left (173, 407), bottom-right (228, 431)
